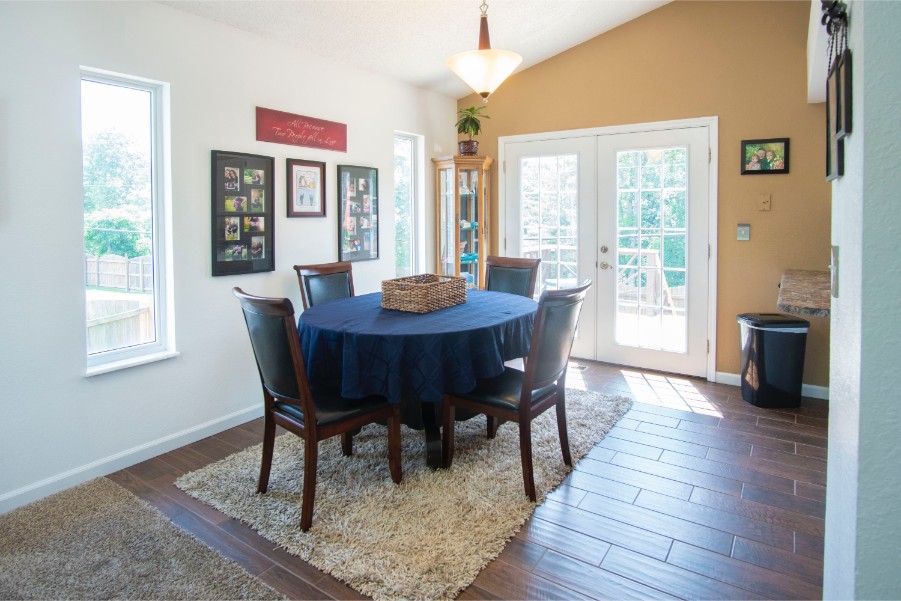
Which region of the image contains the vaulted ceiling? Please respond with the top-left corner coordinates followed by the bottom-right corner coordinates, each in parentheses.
top-left (162, 1), bottom-right (669, 98)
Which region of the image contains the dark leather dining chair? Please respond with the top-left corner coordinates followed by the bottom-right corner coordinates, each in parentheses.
top-left (233, 287), bottom-right (402, 531)
top-left (293, 261), bottom-right (355, 309)
top-left (485, 256), bottom-right (541, 298)
top-left (441, 280), bottom-right (592, 502)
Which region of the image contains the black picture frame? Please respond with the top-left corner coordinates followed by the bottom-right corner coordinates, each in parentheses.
top-left (211, 150), bottom-right (275, 276)
top-left (287, 158), bottom-right (326, 218)
top-left (826, 57), bottom-right (844, 181)
top-left (837, 48), bottom-right (853, 140)
top-left (740, 138), bottom-right (790, 175)
top-left (337, 165), bottom-right (378, 262)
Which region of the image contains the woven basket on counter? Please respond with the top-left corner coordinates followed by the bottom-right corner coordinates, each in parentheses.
top-left (381, 274), bottom-right (467, 313)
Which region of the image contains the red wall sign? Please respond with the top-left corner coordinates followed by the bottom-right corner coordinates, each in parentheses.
top-left (255, 107), bottom-right (347, 152)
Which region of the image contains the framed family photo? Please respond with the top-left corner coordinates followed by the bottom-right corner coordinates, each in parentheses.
top-left (287, 158), bottom-right (326, 218)
top-left (338, 165), bottom-right (378, 262)
top-left (211, 150), bottom-right (275, 276)
top-left (741, 138), bottom-right (790, 175)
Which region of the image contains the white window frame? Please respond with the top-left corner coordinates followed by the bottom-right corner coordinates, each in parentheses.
top-left (394, 131), bottom-right (425, 276)
top-left (82, 68), bottom-right (177, 376)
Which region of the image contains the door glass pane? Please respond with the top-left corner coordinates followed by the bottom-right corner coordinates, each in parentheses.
top-left (615, 146), bottom-right (688, 352)
top-left (520, 154), bottom-right (578, 297)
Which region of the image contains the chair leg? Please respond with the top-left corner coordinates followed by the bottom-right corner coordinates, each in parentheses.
top-left (486, 416), bottom-right (498, 439)
top-left (257, 410), bottom-right (276, 494)
top-left (341, 431), bottom-right (353, 457)
top-left (441, 399), bottom-right (456, 469)
top-left (519, 421), bottom-right (537, 502)
top-left (300, 438), bottom-right (318, 532)
top-left (555, 398), bottom-right (572, 466)
top-left (387, 409), bottom-right (403, 484)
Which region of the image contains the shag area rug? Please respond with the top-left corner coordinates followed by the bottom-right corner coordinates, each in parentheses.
top-left (0, 477), bottom-right (283, 600)
top-left (176, 389), bottom-right (632, 601)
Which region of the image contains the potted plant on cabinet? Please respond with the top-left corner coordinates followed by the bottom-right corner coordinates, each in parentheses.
top-left (456, 106), bottom-right (489, 156)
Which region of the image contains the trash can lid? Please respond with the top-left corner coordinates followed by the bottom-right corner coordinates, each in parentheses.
top-left (737, 312), bottom-right (810, 328)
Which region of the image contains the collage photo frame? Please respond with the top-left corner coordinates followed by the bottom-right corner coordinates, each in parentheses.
top-left (338, 165), bottom-right (378, 262)
top-left (211, 150), bottom-right (275, 276)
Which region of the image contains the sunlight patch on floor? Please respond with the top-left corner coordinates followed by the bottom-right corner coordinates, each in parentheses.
top-left (565, 361), bottom-right (589, 390)
top-left (619, 369), bottom-right (723, 417)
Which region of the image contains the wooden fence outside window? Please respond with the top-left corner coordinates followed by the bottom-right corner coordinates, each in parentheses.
top-left (84, 254), bottom-right (153, 293)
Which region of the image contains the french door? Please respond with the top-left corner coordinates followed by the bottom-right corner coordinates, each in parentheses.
top-left (503, 121), bottom-right (715, 378)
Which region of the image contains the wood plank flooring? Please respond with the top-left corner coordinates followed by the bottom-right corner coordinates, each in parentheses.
top-left (109, 360), bottom-right (827, 600)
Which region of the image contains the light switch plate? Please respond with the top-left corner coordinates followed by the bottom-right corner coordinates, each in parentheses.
top-left (737, 223), bottom-right (750, 241)
top-left (831, 245), bottom-right (839, 297)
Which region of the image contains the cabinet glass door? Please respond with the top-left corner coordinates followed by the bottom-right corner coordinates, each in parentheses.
top-left (459, 168), bottom-right (480, 288)
top-left (434, 155), bottom-right (491, 286)
top-left (438, 167), bottom-right (455, 277)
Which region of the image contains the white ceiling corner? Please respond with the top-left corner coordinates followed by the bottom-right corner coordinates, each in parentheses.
top-left (807, 0), bottom-right (828, 104)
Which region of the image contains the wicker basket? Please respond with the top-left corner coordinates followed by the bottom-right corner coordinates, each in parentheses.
top-left (381, 274), bottom-right (467, 313)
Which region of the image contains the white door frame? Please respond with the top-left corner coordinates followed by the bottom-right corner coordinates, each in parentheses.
top-left (498, 116), bottom-right (719, 381)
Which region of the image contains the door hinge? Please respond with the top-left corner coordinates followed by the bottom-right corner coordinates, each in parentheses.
top-left (503, 161), bottom-right (506, 173)
top-left (708, 244), bottom-right (711, 259)
top-left (707, 340), bottom-right (710, 353)
top-left (708, 148), bottom-right (712, 163)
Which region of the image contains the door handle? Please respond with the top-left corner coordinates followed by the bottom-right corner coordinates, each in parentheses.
top-left (599, 261), bottom-right (613, 270)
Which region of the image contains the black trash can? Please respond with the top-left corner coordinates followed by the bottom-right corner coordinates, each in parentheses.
top-left (736, 313), bottom-right (809, 408)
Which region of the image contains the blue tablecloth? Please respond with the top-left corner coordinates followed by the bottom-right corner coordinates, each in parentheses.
top-left (298, 290), bottom-right (536, 403)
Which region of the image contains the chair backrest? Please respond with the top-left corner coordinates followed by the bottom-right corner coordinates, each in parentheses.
top-left (233, 287), bottom-right (314, 416)
top-left (523, 280), bottom-right (592, 391)
top-left (293, 262), bottom-right (355, 309)
top-left (485, 256), bottom-right (541, 298)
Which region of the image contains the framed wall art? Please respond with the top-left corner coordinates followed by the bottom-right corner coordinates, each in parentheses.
top-left (338, 165), bottom-right (378, 262)
top-left (837, 48), bottom-right (853, 140)
top-left (287, 158), bottom-right (325, 217)
top-left (826, 57), bottom-right (844, 181)
top-left (741, 138), bottom-right (790, 175)
top-left (211, 150), bottom-right (275, 276)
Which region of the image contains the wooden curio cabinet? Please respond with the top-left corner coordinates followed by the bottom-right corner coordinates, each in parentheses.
top-left (432, 155), bottom-right (492, 289)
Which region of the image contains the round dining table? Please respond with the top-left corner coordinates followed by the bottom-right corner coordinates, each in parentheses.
top-left (297, 289), bottom-right (537, 466)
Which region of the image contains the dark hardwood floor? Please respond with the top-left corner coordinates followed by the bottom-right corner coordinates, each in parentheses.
top-left (109, 360), bottom-right (827, 600)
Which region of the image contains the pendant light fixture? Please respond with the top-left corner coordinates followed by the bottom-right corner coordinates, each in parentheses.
top-left (446, 0), bottom-right (522, 101)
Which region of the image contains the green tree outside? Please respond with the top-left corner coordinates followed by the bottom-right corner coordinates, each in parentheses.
top-left (394, 137), bottom-right (413, 277)
top-left (82, 130), bottom-right (151, 258)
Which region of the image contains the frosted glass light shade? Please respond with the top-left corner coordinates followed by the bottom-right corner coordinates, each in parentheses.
top-left (447, 48), bottom-right (522, 99)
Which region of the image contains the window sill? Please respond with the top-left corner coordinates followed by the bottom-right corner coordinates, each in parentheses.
top-left (85, 350), bottom-right (180, 377)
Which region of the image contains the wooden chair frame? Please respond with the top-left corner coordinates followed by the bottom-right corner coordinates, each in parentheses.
top-left (442, 280), bottom-right (591, 501)
top-left (233, 287), bottom-right (401, 531)
top-left (292, 261), bottom-right (355, 309)
top-left (485, 255), bottom-right (541, 299)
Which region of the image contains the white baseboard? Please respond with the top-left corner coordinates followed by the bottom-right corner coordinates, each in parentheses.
top-left (715, 372), bottom-right (829, 400)
top-left (0, 405), bottom-right (263, 515)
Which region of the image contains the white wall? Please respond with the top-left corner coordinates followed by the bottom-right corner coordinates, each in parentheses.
top-left (0, 1), bottom-right (456, 512)
top-left (824, 1), bottom-right (901, 598)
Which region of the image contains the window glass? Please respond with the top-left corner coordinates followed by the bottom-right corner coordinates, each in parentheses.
top-left (394, 134), bottom-right (417, 277)
top-left (82, 72), bottom-right (171, 370)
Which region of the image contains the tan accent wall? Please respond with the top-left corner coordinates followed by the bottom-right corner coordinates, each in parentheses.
top-left (458, 0), bottom-right (831, 386)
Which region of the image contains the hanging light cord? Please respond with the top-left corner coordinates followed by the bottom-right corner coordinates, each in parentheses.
top-left (478, 0), bottom-right (491, 50)
top-left (821, 0), bottom-right (849, 71)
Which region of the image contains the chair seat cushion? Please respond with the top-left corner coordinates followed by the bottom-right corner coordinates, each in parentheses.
top-left (454, 367), bottom-right (557, 412)
top-left (275, 387), bottom-right (391, 426)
